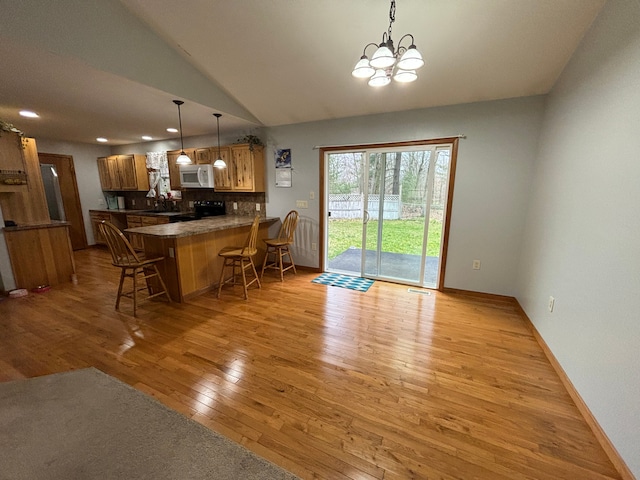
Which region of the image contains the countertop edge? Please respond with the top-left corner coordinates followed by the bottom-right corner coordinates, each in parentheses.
top-left (124, 216), bottom-right (278, 239)
top-left (3, 220), bottom-right (71, 232)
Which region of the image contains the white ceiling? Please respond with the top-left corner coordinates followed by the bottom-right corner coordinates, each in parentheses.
top-left (0, 0), bottom-right (605, 146)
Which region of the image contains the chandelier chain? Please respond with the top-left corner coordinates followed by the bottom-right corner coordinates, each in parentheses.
top-left (388, 0), bottom-right (396, 38)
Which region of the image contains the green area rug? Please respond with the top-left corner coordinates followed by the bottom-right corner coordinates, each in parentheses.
top-left (0, 368), bottom-right (299, 480)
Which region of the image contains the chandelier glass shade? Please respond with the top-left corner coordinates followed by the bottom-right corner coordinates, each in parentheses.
top-left (212, 113), bottom-right (226, 169)
top-left (172, 100), bottom-right (192, 165)
top-left (352, 0), bottom-right (424, 87)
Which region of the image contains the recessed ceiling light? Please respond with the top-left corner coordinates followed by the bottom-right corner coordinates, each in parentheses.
top-left (19, 110), bottom-right (39, 118)
top-left (166, 127), bottom-right (178, 133)
top-left (141, 135), bottom-right (153, 141)
top-left (96, 137), bottom-right (108, 143)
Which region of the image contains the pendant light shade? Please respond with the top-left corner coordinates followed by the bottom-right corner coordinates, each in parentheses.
top-left (368, 69), bottom-right (391, 87)
top-left (176, 153), bottom-right (191, 165)
top-left (369, 44), bottom-right (395, 69)
top-left (397, 45), bottom-right (424, 70)
top-left (393, 69), bottom-right (417, 83)
top-left (351, 55), bottom-right (375, 78)
top-left (172, 100), bottom-right (191, 165)
top-left (213, 113), bottom-right (226, 169)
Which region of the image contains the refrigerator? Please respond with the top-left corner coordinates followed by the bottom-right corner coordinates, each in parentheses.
top-left (40, 164), bottom-right (66, 221)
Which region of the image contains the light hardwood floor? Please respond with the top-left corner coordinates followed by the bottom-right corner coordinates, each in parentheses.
top-left (0, 248), bottom-right (621, 479)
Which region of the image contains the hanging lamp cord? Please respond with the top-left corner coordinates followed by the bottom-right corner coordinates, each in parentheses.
top-left (177, 104), bottom-right (185, 151)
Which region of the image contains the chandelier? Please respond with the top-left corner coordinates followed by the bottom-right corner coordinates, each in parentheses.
top-left (351, 0), bottom-right (424, 87)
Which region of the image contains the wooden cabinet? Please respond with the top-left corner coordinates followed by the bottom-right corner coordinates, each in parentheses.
top-left (97, 157), bottom-right (112, 190)
top-left (0, 136), bottom-right (50, 225)
top-left (195, 147), bottom-right (212, 164)
top-left (215, 144), bottom-right (265, 192)
top-left (166, 144), bottom-right (264, 192)
top-left (167, 148), bottom-right (196, 190)
top-left (4, 224), bottom-right (76, 289)
top-left (126, 214), bottom-right (170, 251)
top-left (212, 147), bottom-right (232, 191)
top-left (0, 132), bottom-right (28, 193)
top-left (89, 211), bottom-right (110, 245)
top-left (97, 154), bottom-right (149, 191)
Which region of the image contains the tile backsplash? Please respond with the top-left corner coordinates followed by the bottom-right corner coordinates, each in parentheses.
top-left (107, 190), bottom-right (266, 217)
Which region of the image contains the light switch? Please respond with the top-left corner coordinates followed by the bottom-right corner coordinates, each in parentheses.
top-left (296, 200), bottom-right (308, 209)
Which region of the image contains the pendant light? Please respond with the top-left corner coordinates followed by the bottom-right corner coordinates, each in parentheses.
top-left (172, 100), bottom-right (191, 165)
top-left (212, 113), bottom-right (226, 169)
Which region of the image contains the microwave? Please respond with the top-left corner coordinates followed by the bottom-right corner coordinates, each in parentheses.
top-left (179, 164), bottom-right (215, 188)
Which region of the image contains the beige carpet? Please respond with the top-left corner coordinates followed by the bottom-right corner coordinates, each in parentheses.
top-left (0, 368), bottom-right (300, 480)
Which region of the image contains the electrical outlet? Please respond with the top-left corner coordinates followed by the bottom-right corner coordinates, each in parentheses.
top-left (146, 199), bottom-right (151, 206)
top-left (309, 191), bottom-right (315, 200)
top-left (168, 247), bottom-right (175, 258)
top-left (472, 260), bottom-right (481, 270)
top-left (548, 296), bottom-right (555, 313)
top-left (256, 203), bottom-right (261, 211)
top-left (132, 199), bottom-right (136, 206)
top-left (296, 200), bottom-right (308, 209)
top-left (98, 198), bottom-right (105, 205)
top-left (188, 201), bottom-right (194, 208)
top-left (233, 202), bottom-right (238, 210)
top-left (311, 242), bottom-right (317, 251)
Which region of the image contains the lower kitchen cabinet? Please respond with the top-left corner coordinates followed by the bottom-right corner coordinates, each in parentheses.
top-left (126, 214), bottom-right (169, 251)
top-left (89, 211), bottom-right (110, 245)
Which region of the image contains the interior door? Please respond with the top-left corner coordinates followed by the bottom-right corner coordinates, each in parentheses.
top-left (38, 153), bottom-right (88, 250)
top-left (325, 144), bottom-right (452, 288)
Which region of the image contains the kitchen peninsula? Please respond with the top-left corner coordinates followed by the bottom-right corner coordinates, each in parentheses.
top-left (125, 215), bottom-right (277, 302)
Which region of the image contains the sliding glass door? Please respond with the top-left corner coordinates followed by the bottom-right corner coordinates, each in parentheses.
top-left (325, 144), bottom-right (452, 288)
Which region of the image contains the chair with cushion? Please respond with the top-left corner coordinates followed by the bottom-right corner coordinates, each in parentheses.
top-left (217, 216), bottom-right (262, 300)
top-left (260, 210), bottom-right (299, 282)
top-left (98, 220), bottom-right (171, 316)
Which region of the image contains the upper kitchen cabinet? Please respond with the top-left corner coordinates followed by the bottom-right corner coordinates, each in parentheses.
top-left (97, 154), bottom-right (149, 191)
top-left (228, 144), bottom-right (265, 192)
top-left (211, 147), bottom-right (232, 191)
top-left (195, 147), bottom-right (212, 165)
top-left (97, 156), bottom-right (112, 190)
top-left (167, 148), bottom-right (196, 190)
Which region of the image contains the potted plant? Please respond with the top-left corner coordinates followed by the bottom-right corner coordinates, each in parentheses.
top-left (235, 134), bottom-right (264, 152)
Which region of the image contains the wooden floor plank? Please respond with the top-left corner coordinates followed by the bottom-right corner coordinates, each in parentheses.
top-left (0, 247), bottom-right (622, 480)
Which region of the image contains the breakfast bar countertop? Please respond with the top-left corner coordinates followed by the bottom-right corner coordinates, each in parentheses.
top-left (124, 215), bottom-right (277, 239)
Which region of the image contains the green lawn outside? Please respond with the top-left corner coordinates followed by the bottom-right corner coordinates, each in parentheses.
top-left (328, 218), bottom-right (442, 259)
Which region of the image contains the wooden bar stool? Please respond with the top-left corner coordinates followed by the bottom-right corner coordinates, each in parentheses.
top-left (217, 216), bottom-right (262, 300)
top-left (98, 221), bottom-right (171, 317)
top-left (261, 210), bottom-right (299, 282)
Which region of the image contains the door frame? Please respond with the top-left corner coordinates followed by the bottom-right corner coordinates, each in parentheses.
top-left (319, 137), bottom-right (459, 291)
top-left (38, 153), bottom-right (88, 250)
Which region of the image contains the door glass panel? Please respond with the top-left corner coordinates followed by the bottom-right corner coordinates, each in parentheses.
top-left (326, 152), bottom-right (365, 276)
top-left (365, 150), bottom-right (433, 283)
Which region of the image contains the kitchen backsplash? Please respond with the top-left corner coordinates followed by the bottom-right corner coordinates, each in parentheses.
top-left (111, 190), bottom-right (266, 217)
